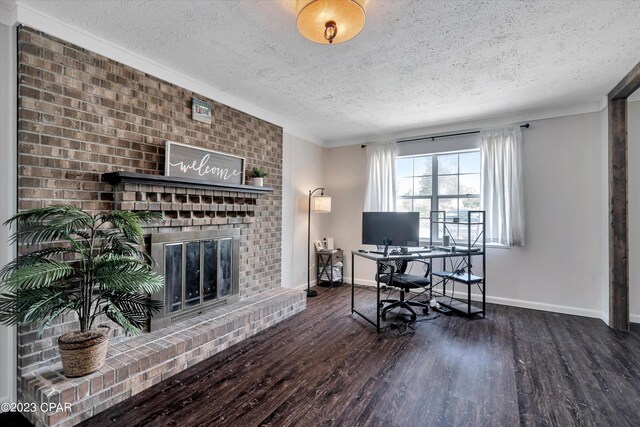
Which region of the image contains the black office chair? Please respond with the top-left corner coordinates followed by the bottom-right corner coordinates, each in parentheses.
top-left (377, 259), bottom-right (431, 321)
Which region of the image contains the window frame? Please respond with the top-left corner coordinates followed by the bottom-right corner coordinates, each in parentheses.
top-left (396, 149), bottom-right (481, 243)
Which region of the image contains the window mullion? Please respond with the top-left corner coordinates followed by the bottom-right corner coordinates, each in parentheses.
top-left (431, 154), bottom-right (438, 239)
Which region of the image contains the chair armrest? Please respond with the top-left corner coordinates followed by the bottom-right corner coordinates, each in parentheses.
top-left (409, 259), bottom-right (431, 277)
top-left (376, 262), bottom-right (396, 282)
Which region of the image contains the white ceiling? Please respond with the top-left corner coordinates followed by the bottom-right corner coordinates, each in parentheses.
top-left (14, 0), bottom-right (640, 145)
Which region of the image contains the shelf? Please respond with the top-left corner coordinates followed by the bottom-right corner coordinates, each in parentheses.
top-left (428, 210), bottom-right (485, 320)
top-left (103, 171), bottom-right (274, 194)
top-left (432, 271), bottom-right (484, 284)
top-left (317, 250), bottom-right (343, 288)
top-left (438, 299), bottom-right (484, 316)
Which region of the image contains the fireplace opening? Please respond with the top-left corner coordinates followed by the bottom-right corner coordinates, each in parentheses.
top-left (150, 229), bottom-right (240, 331)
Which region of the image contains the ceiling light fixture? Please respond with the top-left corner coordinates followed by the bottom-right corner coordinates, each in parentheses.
top-left (296, 0), bottom-right (366, 45)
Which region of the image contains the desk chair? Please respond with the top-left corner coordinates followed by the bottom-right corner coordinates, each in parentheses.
top-left (377, 259), bottom-right (431, 321)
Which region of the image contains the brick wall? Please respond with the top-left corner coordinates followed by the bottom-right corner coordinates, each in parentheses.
top-left (16, 26), bottom-right (283, 376)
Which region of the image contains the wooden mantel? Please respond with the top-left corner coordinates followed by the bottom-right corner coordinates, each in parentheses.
top-left (102, 171), bottom-right (275, 194)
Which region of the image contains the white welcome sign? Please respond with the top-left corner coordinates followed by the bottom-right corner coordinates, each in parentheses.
top-left (165, 141), bottom-right (245, 185)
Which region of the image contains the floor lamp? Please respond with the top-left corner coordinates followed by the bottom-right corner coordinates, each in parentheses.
top-left (307, 188), bottom-right (331, 297)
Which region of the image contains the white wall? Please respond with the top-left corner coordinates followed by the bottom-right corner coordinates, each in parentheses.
top-left (325, 145), bottom-right (370, 283)
top-left (326, 112), bottom-right (608, 319)
top-left (0, 21), bottom-right (17, 404)
top-left (488, 113), bottom-right (604, 317)
top-left (398, 134), bottom-right (480, 156)
top-left (282, 133), bottom-right (328, 288)
top-left (629, 99), bottom-right (640, 321)
top-left (600, 105), bottom-right (610, 324)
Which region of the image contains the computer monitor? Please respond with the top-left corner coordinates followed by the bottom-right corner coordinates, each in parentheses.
top-left (362, 212), bottom-right (420, 255)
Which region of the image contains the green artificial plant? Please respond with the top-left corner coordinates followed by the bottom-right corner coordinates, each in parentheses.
top-left (250, 166), bottom-right (268, 178)
top-left (0, 206), bottom-right (164, 336)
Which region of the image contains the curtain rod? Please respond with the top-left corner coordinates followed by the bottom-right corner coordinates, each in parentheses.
top-left (360, 123), bottom-right (530, 148)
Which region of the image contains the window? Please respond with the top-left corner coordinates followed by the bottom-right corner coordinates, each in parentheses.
top-left (396, 150), bottom-right (480, 241)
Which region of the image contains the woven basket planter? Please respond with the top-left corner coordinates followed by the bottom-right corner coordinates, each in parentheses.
top-left (58, 326), bottom-right (110, 377)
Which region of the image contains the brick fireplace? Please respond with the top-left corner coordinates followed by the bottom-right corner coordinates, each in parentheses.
top-left (15, 26), bottom-right (305, 426)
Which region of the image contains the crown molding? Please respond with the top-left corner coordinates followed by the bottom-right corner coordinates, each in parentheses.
top-left (12, 2), bottom-right (324, 146)
top-left (325, 100), bottom-right (604, 148)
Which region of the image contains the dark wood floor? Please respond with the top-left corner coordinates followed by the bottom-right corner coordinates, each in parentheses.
top-left (69, 285), bottom-right (640, 426)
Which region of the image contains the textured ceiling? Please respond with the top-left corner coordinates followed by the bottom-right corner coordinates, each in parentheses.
top-left (17, 0), bottom-right (640, 144)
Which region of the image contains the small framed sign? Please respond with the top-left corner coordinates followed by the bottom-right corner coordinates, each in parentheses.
top-left (165, 141), bottom-right (245, 185)
top-left (192, 98), bottom-right (212, 124)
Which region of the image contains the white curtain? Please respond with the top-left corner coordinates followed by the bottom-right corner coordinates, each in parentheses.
top-left (364, 142), bottom-right (397, 212)
top-left (480, 127), bottom-right (525, 246)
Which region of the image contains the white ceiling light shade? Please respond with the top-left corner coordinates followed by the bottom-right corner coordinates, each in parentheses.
top-left (296, 0), bottom-right (366, 45)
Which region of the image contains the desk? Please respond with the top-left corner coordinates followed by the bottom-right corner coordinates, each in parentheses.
top-left (351, 249), bottom-right (485, 332)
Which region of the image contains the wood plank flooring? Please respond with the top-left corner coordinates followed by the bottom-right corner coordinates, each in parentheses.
top-left (77, 285), bottom-right (640, 427)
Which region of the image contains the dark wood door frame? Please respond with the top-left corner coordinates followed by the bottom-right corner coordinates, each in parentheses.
top-left (608, 60), bottom-right (640, 330)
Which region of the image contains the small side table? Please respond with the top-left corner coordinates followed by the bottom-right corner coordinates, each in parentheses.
top-left (317, 249), bottom-right (344, 287)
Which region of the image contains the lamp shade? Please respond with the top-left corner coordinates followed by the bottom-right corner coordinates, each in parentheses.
top-left (296, 0), bottom-right (366, 45)
top-left (312, 195), bottom-right (332, 213)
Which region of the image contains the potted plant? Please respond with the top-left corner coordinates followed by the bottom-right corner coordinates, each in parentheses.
top-left (249, 166), bottom-right (268, 187)
top-left (0, 206), bottom-right (164, 377)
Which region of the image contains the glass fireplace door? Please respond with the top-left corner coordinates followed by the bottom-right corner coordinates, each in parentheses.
top-left (163, 238), bottom-right (234, 314)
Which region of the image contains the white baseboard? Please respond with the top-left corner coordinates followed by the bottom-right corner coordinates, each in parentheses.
top-left (353, 278), bottom-right (378, 287)
top-left (475, 293), bottom-right (603, 320)
top-left (293, 281), bottom-right (311, 291)
top-left (284, 280), bottom-right (316, 292)
top-left (600, 311), bottom-right (610, 326)
top-left (351, 277), bottom-right (620, 323)
top-left (311, 279), bottom-right (640, 325)
top-left (597, 311), bottom-right (639, 325)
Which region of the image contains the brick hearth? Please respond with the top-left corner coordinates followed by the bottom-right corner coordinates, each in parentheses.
top-left (20, 288), bottom-right (305, 427)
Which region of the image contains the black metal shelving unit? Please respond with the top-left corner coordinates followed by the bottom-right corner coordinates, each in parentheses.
top-left (429, 210), bottom-right (486, 317)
